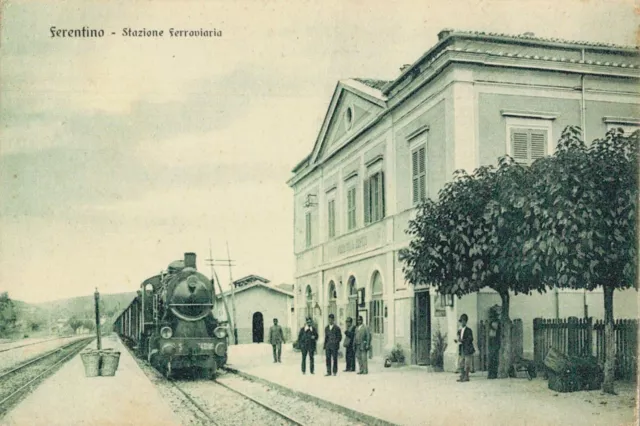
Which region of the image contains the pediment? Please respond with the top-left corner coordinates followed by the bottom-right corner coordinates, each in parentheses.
top-left (310, 80), bottom-right (387, 165)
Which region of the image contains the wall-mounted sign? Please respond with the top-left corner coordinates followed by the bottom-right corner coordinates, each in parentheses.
top-left (357, 288), bottom-right (366, 307)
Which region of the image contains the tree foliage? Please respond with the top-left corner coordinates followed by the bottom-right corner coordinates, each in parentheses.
top-left (401, 125), bottom-right (638, 389)
top-left (0, 292), bottom-right (18, 337)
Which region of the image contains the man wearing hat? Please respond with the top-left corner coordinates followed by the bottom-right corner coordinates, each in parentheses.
top-left (454, 313), bottom-right (475, 382)
top-left (323, 313), bottom-right (342, 376)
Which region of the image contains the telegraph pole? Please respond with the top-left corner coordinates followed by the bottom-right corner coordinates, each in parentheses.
top-left (206, 239), bottom-right (238, 345)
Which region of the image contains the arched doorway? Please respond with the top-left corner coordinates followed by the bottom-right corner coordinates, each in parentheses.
top-left (252, 312), bottom-right (264, 343)
top-left (346, 276), bottom-right (358, 324)
top-left (305, 285), bottom-right (313, 321)
top-left (370, 271), bottom-right (384, 356)
top-left (328, 281), bottom-right (337, 320)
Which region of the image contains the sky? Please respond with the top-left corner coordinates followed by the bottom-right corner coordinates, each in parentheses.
top-left (0, 0), bottom-right (637, 303)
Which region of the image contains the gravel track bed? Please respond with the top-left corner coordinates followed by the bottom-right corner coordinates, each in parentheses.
top-left (124, 345), bottom-right (212, 426)
top-left (216, 373), bottom-right (366, 426)
top-left (176, 373), bottom-right (297, 426)
top-left (0, 336), bottom-right (86, 372)
top-left (0, 338), bottom-right (92, 416)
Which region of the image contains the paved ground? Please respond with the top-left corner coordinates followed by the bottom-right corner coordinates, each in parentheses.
top-left (3, 334), bottom-right (181, 426)
top-left (227, 343), bottom-right (638, 426)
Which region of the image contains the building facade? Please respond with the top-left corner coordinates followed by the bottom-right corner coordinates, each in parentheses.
top-left (288, 29), bottom-right (640, 370)
top-left (215, 279), bottom-right (294, 344)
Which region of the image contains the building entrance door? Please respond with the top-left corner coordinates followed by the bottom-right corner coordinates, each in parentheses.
top-left (252, 312), bottom-right (264, 343)
top-left (415, 291), bottom-right (431, 365)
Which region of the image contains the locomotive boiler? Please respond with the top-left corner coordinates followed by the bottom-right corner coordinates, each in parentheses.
top-left (115, 252), bottom-right (228, 379)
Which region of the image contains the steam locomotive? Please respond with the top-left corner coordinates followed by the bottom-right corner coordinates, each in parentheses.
top-left (114, 252), bottom-right (228, 379)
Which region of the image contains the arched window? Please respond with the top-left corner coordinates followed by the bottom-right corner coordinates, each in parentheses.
top-left (348, 277), bottom-right (357, 296)
top-left (370, 271), bottom-right (384, 336)
top-left (372, 272), bottom-right (383, 295)
top-left (328, 281), bottom-right (337, 319)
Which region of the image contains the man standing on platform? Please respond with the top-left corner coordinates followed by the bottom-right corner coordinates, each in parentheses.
top-left (343, 317), bottom-right (356, 372)
top-left (354, 315), bottom-right (371, 375)
top-left (454, 313), bottom-right (475, 382)
top-left (298, 317), bottom-right (318, 374)
top-left (323, 313), bottom-right (342, 376)
top-left (269, 318), bottom-right (285, 363)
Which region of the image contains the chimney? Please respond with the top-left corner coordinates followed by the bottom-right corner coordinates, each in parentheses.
top-left (438, 29), bottom-right (453, 41)
top-left (184, 252), bottom-right (197, 269)
top-left (399, 64), bottom-right (412, 73)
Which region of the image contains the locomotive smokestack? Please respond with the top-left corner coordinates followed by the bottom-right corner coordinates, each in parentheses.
top-left (184, 252), bottom-right (197, 269)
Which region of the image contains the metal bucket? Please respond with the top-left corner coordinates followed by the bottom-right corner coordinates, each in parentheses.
top-left (80, 350), bottom-right (101, 377)
top-left (100, 350), bottom-right (121, 376)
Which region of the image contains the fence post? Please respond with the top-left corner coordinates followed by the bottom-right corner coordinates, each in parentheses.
top-left (567, 316), bottom-right (579, 357)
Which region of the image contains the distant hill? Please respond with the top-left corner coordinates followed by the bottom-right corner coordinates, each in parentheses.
top-left (33, 292), bottom-right (137, 321)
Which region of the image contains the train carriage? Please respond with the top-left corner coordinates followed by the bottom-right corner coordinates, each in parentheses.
top-left (115, 252), bottom-right (228, 379)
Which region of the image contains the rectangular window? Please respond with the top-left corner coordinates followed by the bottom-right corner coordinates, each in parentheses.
top-left (369, 299), bottom-right (384, 334)
top-left (510, 128), bottom-right (548, 165)
top-left (606, 123), bottom-right (640, 135)
top-left (327, 199), bottom-right (336, 238)
top-left (364, 172), bottom-right (385, 224)
top-left (347, 187), bottom-right (356, 230)
top-left (411, 146), bottom-right (426, 204)
top-left (305, 212), bottom-right (312, 248)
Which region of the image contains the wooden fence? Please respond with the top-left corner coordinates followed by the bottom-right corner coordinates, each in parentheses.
top-left (477, 319), bottom-right (523, 371)
top-left (533, 317), bottom-right (638, 381)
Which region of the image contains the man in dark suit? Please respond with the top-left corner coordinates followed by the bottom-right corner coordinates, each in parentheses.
top-left (268, 318), bottom-right (285, 363)
top-left (454, 313), bottom-right (475, 382)
top-left (354, 315), bottom-right (371, 374)
top-left (323, 313), bottom-right (342, 376)
top-left (343, 317), bottom-right (356, 372)
top-left (298, 317), bottom-right (318, 374)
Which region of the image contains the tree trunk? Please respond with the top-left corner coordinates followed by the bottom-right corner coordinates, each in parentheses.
top-left (497, 291), bottom-right (512, 379)
top-left (602, 285), bottom-right (616, 394)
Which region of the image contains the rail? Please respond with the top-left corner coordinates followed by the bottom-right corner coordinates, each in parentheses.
top-left (0, 337), bottom-right (94, 411)
top-left (213, 379), bottom-right (305, 426)
top-left (0, 335), bottom-right (74, 354)
top-left (167, 379), bottom-right (220, 426)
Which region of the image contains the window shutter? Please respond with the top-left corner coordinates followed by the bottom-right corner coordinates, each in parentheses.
top-left (363, 178), bottom-right (371, 224)
top-left (418, 146), bottom-right (426, 173)
top-left (530, 131), bottom-right (546, 160)
top-left (412, 151), bottom-right (419, 204)
top-left (419, 146), bottom-right (426, 201)
top-left (379, 171), bottom-right (385, 219)
top-left (511, 130), bottom-right (529, 163)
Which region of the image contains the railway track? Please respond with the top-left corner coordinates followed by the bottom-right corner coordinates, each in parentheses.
top-left (122, 338), bottom-right (365, 426)
top-left (169, 374), bottom-right (305, 426)
top-left (0, 336), bottom-right (72, 354)
top-left (0, 337), bottom-right (94, 416)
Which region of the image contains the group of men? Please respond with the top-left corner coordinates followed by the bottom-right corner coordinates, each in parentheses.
top-left (268, 314), bottom-right (371, 375)
top-left (269, 311), bottom-right (477, 383)
top-left (297, 314), bottom-right (371, 375)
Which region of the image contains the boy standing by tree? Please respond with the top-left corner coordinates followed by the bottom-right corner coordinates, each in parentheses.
top-left (454, 313), bottom-right (475, 382)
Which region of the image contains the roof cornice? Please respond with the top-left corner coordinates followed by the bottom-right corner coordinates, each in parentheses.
top-left (383, 29), bottom-right (639, 95)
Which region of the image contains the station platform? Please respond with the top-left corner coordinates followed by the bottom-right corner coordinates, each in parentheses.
top-left (226, 343), bottom-right (637, 426)
top-left (2, 334), bottom-right (181, 426)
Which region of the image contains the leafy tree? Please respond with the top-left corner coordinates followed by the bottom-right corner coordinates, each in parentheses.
top-left (0, 292), bottom-right (18, 337)
top-left (527, 126), bottom-right (638, 394)
top-left (402, 159), bottom-right (546, 377)
top-left (67, 316), bottom-right (84, 333)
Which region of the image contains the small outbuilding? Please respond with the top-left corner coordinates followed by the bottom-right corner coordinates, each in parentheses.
top-left (215, 276), bottom-right (294, 344)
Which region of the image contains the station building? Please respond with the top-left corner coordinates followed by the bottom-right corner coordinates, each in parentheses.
top-left (287, 29), bottom-right (640, 371)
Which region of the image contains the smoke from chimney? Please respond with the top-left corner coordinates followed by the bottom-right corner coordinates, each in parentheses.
top-left (400, 64), bottom-right (412, 73)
